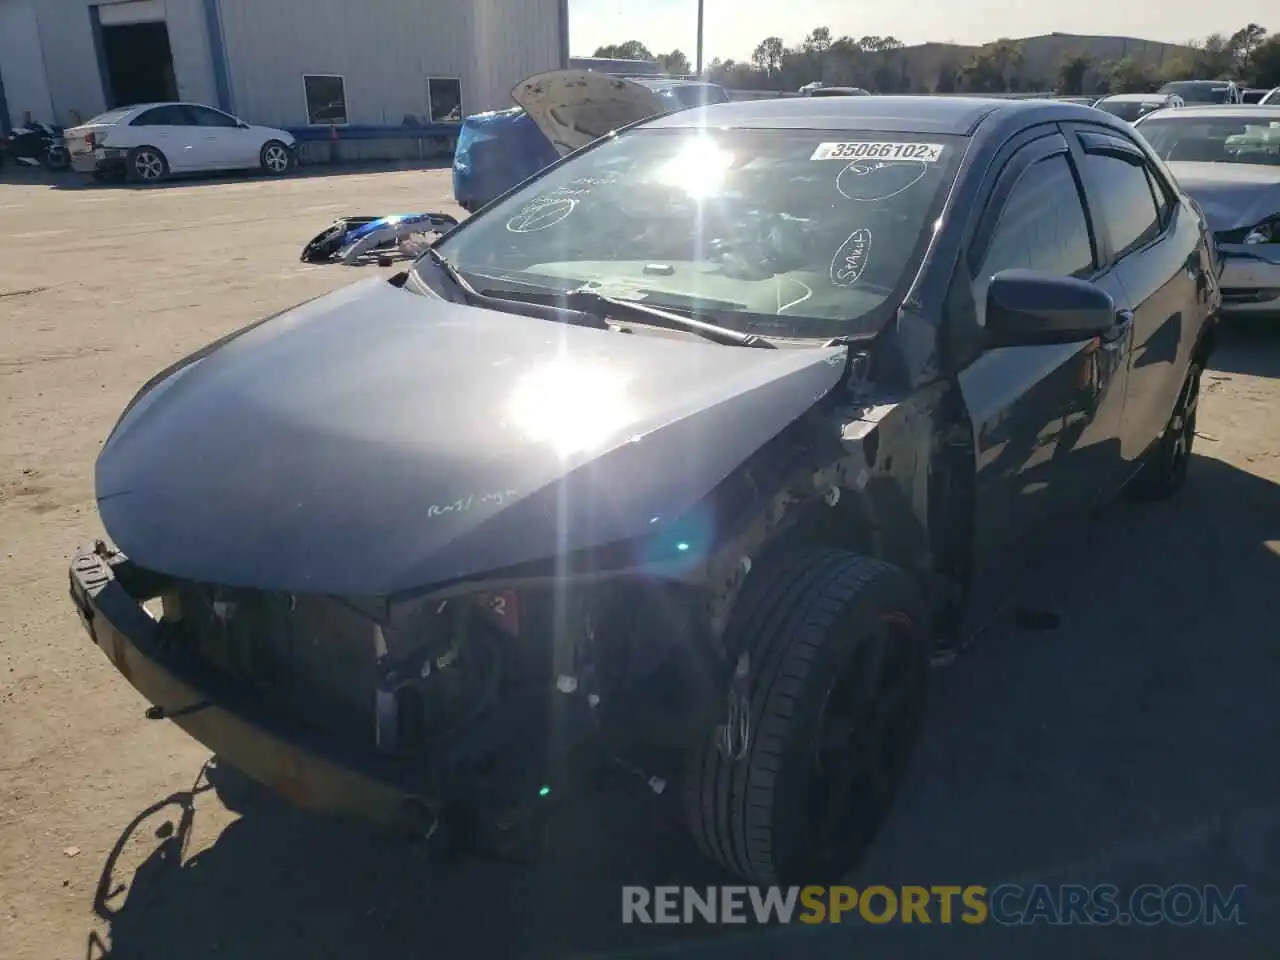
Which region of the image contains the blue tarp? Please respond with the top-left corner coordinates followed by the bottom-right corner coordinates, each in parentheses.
top-left (451, 107), bottom-right (559, 210)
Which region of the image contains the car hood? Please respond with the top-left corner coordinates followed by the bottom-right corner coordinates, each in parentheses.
top-left (1165, 161), bottom-right (1280, 232)
top-left (96, 278), bottom-right (847, 596)
top-left (510, 69), bottom-right (668, 155)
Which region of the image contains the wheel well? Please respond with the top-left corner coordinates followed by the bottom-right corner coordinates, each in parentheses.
top-left (753, 495), bottom-right (880, 568)
top-left (1195, 319), bottom-right (1218, 367)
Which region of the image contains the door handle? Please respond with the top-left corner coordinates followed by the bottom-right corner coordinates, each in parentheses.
top-left (1101, 309), bottom-right (1132, 343)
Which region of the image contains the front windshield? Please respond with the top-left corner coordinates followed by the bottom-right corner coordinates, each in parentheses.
top-left (428, 127), bottom-right (965, 339)
top-left (1096, 99), bottom-right (1164, 122)
top-left (1137, 115), bottom-right (1280, 165)
top-left (1158, 82), bottom-right (1230, 103)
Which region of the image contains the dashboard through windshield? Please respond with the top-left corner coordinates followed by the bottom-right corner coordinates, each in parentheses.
top-left (425, 127), bottom-right (966, 339)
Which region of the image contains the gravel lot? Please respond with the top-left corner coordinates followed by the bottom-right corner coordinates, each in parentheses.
top-left (1, 166), bottom-right (1278, 959)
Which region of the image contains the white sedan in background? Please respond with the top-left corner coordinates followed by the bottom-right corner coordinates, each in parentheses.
top-left (65, 102), bottom-right (297, 183)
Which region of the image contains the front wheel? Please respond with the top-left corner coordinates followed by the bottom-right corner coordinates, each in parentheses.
top-left (260, 140), bottom-right (294, 176)
top-left (1127, 361), bottom-right (1202, 500)
top-left (685, 549), bottom-right (929, 885)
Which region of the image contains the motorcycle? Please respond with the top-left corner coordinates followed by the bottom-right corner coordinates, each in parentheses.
top-left (300, 212), bottom-right (459, 265)
top-left (0, 122), bottom-right (70, 172)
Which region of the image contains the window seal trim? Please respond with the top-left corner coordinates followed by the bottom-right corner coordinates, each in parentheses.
top-left (302, 73), bottom-right (349, 127)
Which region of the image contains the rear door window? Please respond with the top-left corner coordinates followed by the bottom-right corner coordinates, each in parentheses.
top-left (132, 105), bottom-right (190, 126)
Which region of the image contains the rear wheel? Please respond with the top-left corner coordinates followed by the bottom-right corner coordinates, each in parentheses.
top-left (260, 140), bottom-right (294, 176)
top-left (1128, 361), bottom-right (1201, 500)
top-left (127, 146), bottom-right (168, 183)
top-left (685, 549), bottom-right (929, 884)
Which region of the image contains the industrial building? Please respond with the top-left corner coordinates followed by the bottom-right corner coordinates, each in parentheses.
top-left (0, 0), bottom-right (569, 133)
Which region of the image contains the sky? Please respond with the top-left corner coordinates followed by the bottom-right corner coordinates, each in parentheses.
top-left (568, 0), bottom-right (1276, 63)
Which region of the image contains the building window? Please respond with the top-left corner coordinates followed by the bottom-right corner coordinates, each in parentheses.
top-left (428, 77), bottom-right (463, 122)
top-left (303, 74), bottom-right (348, 125)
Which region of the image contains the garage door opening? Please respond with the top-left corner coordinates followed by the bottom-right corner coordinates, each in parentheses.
top-left (101, 20), bottom-right (177, 107)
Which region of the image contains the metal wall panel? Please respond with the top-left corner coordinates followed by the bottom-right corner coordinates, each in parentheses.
top-left (9, 0), bottom-right (562, 129)
top-left (0, 0), bottom-right (57, 125)
top-left (216, 0), bottom-right (562, 127)
top-left (30, 0), bottom-right (216, 123)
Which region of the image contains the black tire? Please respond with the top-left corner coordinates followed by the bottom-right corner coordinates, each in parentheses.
top-left (43, 146), bottom-right (70, 171)
top-left (1127, 360), bottom-right (1202, 500)
top-left (260, 139), bottom-right (294, 176)
top-left (685, 549), bottom-right (929, 885)
top-left (126, 145), bottom-right (168, 183)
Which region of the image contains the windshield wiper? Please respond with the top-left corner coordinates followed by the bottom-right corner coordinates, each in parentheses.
top-left (483, 286), bottom-right (775, 349)
top-left (420, 249), bottom-right (608, 329)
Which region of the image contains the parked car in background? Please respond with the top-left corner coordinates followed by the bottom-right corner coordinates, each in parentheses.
top-left (1156, 80), bottom-right (1243, 104)
top-left (1093, 92), bottom-right (1183, 123)
top-left (64, 102), bottom-right (297, 183)
top-left (802, 85), bottom-right (871, 97)
top-left (451, 70), bottom-right (729, 211)
top-left (1260, 87), bottom-right (1280, 106)
top-left (1135, 104), bottom-right (1280, 317)
top-left (72, 95), bottom-right (1218, 888)
top-left (1242, 88), bottom-right (1270, 104)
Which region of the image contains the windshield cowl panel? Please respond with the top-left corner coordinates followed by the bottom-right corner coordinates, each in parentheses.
top-left (425, 127), bottom-right (966, 341)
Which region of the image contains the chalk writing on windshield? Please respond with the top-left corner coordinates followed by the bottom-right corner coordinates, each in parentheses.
top-left (836, 160), bottom-right (928, 202)
top-left (830, 228), bottom-right (872, 286)
top-left (427, 489), bottom-right (518, 518)
top-left (506, 197), bottom-right (577, 233)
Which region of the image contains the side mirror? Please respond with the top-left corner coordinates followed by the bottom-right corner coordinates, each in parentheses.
top-left (238, 121), bottom-right (250, 129)
top-left (985, 269), bottom-right (1117, 347)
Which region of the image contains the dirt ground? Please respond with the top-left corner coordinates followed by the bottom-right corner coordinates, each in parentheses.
top-left (1, 165), bottom-right (1278, 959)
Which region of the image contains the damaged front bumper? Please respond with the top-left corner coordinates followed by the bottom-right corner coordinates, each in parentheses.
top-left (68, 543), bottom-right (438, 828)
top-left (1216, 242), bottom-right (1280, 316)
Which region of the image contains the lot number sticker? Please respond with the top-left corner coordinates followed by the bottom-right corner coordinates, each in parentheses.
top-left (811, 141), bottom-right (944, 162)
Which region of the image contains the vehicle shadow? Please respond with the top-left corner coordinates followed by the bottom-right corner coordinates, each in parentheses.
top-left (87, 454), bottom-right (1280, 959)
top-left (0, 159), bottom-right (451, 191)
top-left (1206, 318), bottom-right (1280, 378)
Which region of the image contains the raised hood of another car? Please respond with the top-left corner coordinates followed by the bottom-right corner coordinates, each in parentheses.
top-left (1165, 161), bottom-right (1280, 232)
top-left (511, 69), bottom-right (669, 155)
top-left (95, 278), bottom-right (848, 597)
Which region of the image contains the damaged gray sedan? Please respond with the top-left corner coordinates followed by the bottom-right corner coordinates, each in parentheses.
top-left (70, 95), bottom-right (1219, 885)
top-left (1136, 104), bottom-right (1280, 316)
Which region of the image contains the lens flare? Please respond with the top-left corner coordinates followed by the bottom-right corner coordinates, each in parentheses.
top-left (506, 357), bottom-right (634, 457)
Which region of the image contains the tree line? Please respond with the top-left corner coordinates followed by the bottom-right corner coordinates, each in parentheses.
top-left (593, 23), bottom-right (1280, 94)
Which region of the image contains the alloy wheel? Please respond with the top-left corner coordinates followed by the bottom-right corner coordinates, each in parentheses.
top-left (264, 145), bottom-right (290, 173)
top-left (807, 611), bottom-right (923, 858)
top-left (134, 151), bottom-right (163, 180)
top-left (1168, 363), bottom-right (1201, 472)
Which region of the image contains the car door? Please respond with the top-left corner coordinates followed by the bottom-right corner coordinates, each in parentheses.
top-left (1065, 125), bottom-right (1204, 468)
top-left (956, 131), bottom-right (1133, 570)
top-left (129, 104), bottom-right (198, 170)
top-left (184, 105), bottom-right (256, 168)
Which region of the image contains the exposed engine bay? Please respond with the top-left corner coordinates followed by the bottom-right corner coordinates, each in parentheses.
top-left (154, 571), bottom-right (728, 859)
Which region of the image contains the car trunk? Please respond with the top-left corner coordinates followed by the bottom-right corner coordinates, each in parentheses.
top-left (510, 69), bottom-right (668, 155)
top-left (64, 122), bottom-right (115, 157)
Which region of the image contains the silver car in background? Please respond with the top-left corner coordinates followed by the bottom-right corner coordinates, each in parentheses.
top-left (1093, 92), bottom-right (1183, 123)
top-left (1135, 105), bottom-right (1280, 317)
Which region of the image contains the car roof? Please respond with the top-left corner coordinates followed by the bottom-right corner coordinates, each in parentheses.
top-left (1098, 93), bottom-right (1171, 102)
top-left (1139, 104), bottom-right (1280, 120)
top-left (1161, 79), bottom-right (1234, 87)
top-left (632, 78), bottom-right (722, 91)
top-left (644, 95), bottom-right (1112, 136)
